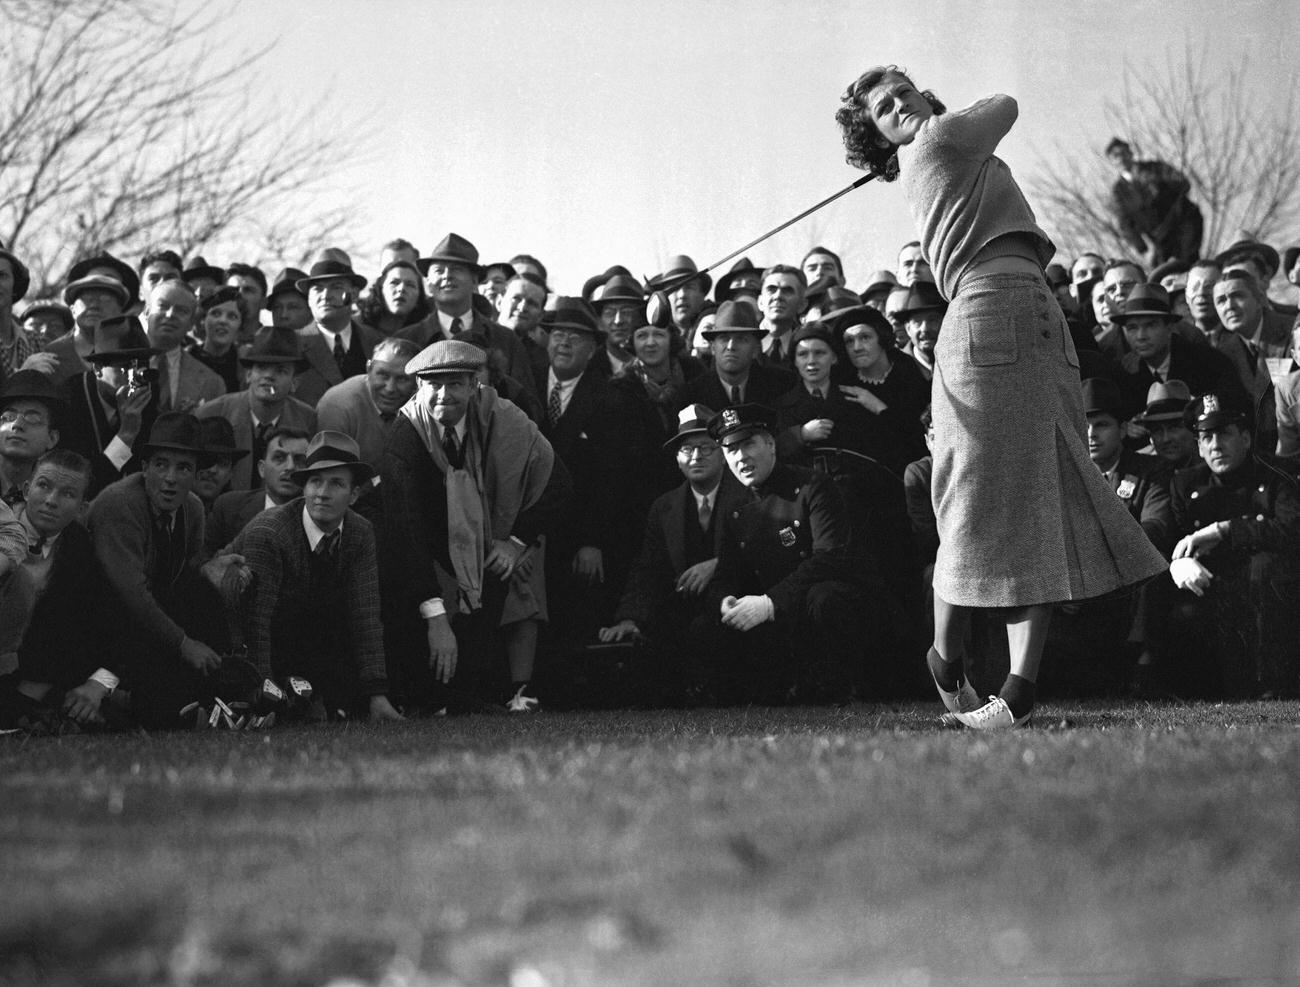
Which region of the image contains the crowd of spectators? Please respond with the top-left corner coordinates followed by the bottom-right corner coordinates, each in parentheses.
top-left (1, 218), bottom-right (1298, 731)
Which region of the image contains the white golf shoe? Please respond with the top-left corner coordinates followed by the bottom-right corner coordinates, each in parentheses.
top-left (940, 695), bottom-right (1031, 730)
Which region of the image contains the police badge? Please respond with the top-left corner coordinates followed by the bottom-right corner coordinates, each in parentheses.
top-left (779, 526), bottom-right (797, 547)
top-left (1117, 476), bottom-right (1137, 500)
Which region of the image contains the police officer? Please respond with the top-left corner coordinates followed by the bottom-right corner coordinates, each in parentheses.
top-left (1164, 391), bottom-right (1300, 697)
top-left (701, 403), bottom-right (884, 703)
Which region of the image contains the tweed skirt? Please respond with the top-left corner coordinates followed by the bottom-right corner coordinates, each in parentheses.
top-left (930, 272), bottom-right (1167, 607)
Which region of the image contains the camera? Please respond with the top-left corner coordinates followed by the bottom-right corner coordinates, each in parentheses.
top-left (127, 365), bottom-right (159, 390)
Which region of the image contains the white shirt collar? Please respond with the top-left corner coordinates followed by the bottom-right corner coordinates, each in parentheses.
top-left (301, 504), bottom-right (343, 551)
top-left (435, 417), bottom-right (468, 442)
top-left (17, 508), bottom-right (58, 558)
top-left (316, 321), bottom-right (353, 351)
top-left (1146, 350), bottom-right (1173, 381)
top-left (691, 482), bottom-right (721, 511)
top-left (438, 308), bottom-right (472, 336)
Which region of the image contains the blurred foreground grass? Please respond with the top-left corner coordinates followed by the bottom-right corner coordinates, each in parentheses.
top-left (3, 701), bottom-right (1300, 986)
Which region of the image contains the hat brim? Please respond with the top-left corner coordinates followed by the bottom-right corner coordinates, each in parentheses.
top-left (290, 460), bottom-right (375, 486)
top-left (714, 422), bottom-right (771, 444)
top-left (662, 424), bottom-right (711, 452)
top-left (139, 440), bottom-right (207, 460)
top-left (418, 257), bottom-right (486, 279)
top-left (547, 319), bottom-right (605, 339)
top-left (1112, 309), bottom-right (1178, 325)
top-left (63, 280), bottom-right (131, 308)
top-left (1189, 412), bottom-right (1250, 432)
top-left (294, 272), bottom-right (368, 294)
top-left (182, 267), bottom-right (225, 284)
top-left (699, 325), bottom-right (766, 339)
top-left (1135, 410), bottom-right (1187, 425)
top-left (85, 346), bottom-right (163, 366)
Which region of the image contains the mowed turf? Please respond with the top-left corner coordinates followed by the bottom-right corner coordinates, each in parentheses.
top-left (3, 702), bottom-right (1300, 986)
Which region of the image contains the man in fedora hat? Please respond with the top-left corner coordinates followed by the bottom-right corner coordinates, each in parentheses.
top-left (1134, 379), bottom-right (1198, 474)
top-left (857, 269), bottom-right (899, 312)
top-left (493, 272), bottom-right (549, 393)
top-left (757, 265), bottom-right (807, 365)
top-left (17, 299), bottom-right (73, 355)
top-left (598, 404), bottom-right (744, 702)
top-left (1116, 283), bottom-right (1243, 420)
top-left (535, 298), bottom-right (628, 650)
top-left (196, 327), bottom-right (317, 490)
top-left (681, 300), bottom-right (795, 412)
top-left (193, 417), bottom-right (248, 512)
top-left (290, 249), bottom-right (383, 408)
top-left (231, 431), bottom-right (402, 722)
top-left (382, 339), bottom-right (571, 713)
top-left (32, 273), bottom-right (132, 386)
top-left (698, 403), bottom-right (876, 703)
top-left (265, 268), bottom-right (313, 332)
top-left (223, 263), bottom-right (268, 345)
top-left (181, 256), bottom-right (225, 297)
top-left (57, 316), bottom-right (161, 496)
top-left (397, 233), bottom-right (535, 396)
top-left (893, 280), bottom-right (946, 382)
top-left (205, 425), bottom-right (310, 558)
top-left (144, 281), bottom-right (226, 413)
top-left (317, 337), bottom-right (420, 472)
top-left (713, 258), bottom-right (764, 306)
top-left (581, 264), bottom-right (633, 304)
top-left (646, 254), bottom-right (711, 342)
top-left (588, 274), bottom-right (644, 379)
top-left (0, 244), bottom-right (33, 380)
top-left (87, 412), bottom-right (236, 727)
top-left (1, 370), bottom-right (65, 507)
top-left (1163, 391), bottom-right (1300, 697)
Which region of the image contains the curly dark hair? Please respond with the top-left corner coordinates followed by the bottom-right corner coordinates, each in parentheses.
top-left (359, 259), bottom-right (429, 328)
top-left (835, 65), bottom-right (946, 181)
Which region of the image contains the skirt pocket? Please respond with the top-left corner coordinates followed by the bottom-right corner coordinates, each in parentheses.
top-left (966, 312), bottom-right (1019, 367)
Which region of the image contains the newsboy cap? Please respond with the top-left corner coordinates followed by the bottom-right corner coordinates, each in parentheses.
top-left (406, 338), bottom-right (487, 377)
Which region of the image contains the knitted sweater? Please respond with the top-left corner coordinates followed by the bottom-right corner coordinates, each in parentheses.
top-left (898, 94), bottom-right (1054, 301)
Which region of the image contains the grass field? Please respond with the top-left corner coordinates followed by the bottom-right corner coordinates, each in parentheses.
top-left (3, 701), bottom-right (1300, 987)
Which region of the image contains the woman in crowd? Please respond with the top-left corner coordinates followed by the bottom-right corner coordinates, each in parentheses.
top-left (187, 286), bottom-right (243, 393)
top-left (836, 65), bottom-right (1165, 728)
top-left (359, 259), bottom-right (428, 336)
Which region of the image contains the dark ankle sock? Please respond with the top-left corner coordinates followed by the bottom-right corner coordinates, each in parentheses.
top-left (999, 674), bottom-right (1036, 719)
top-left (927, 647), bottom-right (963, 691)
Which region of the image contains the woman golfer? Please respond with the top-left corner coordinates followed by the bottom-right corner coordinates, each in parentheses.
top-left (836, 67), bottom-right (1165, 728)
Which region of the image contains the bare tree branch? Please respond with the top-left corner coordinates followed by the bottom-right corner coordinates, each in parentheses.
top-left (0, 0), bottom-right (371, 294)
top-left (1027, 42), bottom-right (1300, 266)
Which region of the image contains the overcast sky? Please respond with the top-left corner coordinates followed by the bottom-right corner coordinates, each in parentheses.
top-left (244, 0), bottom-right (1296, 293)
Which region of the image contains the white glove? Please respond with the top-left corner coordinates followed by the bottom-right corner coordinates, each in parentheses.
top-left (720, 594), bottom-right (775, 631)
top-left (1170, 557), bottom-right (1214, 597)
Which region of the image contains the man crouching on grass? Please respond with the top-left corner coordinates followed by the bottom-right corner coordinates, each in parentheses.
top-left (701, 403), bottom-right (880, 704)
top-left (232, 431), bottom-right (402, 722)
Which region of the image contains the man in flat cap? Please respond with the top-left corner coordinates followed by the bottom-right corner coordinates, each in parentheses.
top-left (397, 233), bottom-right (536, 397)
top-left (290, 250), bottom-right (383, 409)
top-left (598, 404), bottom-right (744, 703)
top-left (382, 339), bottom-right (571, 713)
top-left (681, 301), bottom-right (795, 412)
top-left (1162, 391), bottom-right (1300, 697)
top-left (699, 404), bottom-right (880, 703)
top-left (231, 431), bottom-right (402, 722)
top-left (32, 273), bottom-right (132, 386)
top-left (196, 327), bottom-right (317, 491)
top-left (87, 413), bottom-right (236, 727)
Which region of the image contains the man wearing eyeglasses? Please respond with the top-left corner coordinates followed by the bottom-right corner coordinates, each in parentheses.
top-left (599, 404), bottom-right (743, 704)
top-left (0, 371), bottom-right (64, 507)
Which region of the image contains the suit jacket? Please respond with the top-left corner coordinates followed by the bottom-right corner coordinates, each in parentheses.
top-left (1101, 449), bottom-right (1173, 556)
top-left (396, 311), bottom-right (537, 397)
top-left (1250, 308), bottom-right (1293, 354)
top-left (903, 454), bottom-right (938, 564)
top-left (157, 349), bottom-right (226, 413)
top-left (615, 474), bottom-right (743, 627)
top-left (59, 371), bottom-right (161, 496)
top-left (1119, 333), bottom-right (1243, 419)
top-left (293, 320), bottom-right (383, 408)
top-left (206, 488), bottom-right (270, 558)
top-left (713, 464), bottom-right (865, 617)
top-left (195, 391), bottom-right (318, 490)
top-left (41, 331), bottom-right (93, 387)
top-left (680, 361), bottom-right (797, 413)
top-left (232, 500), bottom-right (387, 694)
top-left (86, 473), bottom-right (205, 658)
top-left (316, 374), bottom-right (392, 470)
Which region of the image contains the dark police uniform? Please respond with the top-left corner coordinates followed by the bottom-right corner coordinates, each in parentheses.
top-left (1166, 453), bottom-right (1300, 696)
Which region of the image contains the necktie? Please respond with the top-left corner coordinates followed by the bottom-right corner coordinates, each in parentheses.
top-left (547, 381), bottom-right (563, 427)
top-left (332, 333), bottom-right (347, 376)
top-left (451, 317), bottom-right (464, 336)
top-left (698, 494), bottom-right (712, 531)
top-left (730, 384), bottom-right (742, 404)
top-left (812, 387), bottom-right (824, 401)
top-left (252, 421), bottom-right (271, 489)
top-left (442, 427), bottom-right (461, 468)
top-left (316, 529), bottom-right (340, 559)
top-left (1, 485), bottom-right (22, 508)
top-left (28, 534), bottom-right (46, 556)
